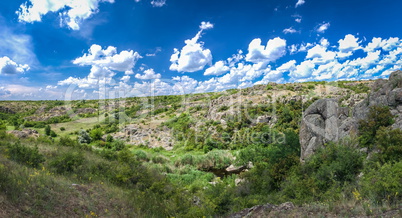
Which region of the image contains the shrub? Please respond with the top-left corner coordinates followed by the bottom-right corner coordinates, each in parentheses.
top-left (281, 142), bottom-right (363, 203)
top-left (106, 134), bottom-right (114, 143)
top-left (78, 130), bottom-right (91, 144)
top-left (218, 105), bottom-right (230, 112)
top-left (7, 142), bottom-right (45, 168)
top-left (60, 127), bottom-right (66, 131)
top-left (375, 127), bottom-right (402, 163)
top-left (45, 125), bottom-right (51, 136)
top-left (50, 130), bottom-right (57, 137)
top-left (110, 140), bottom-right (125, 151)
top-left (360, 161), bottom-right (402, 204)
top-left (90, 128), bottom-right (103, 141)
top-left (358, 105), bottom-right (394, 148)
top-left (133, 150), bottom-right (149, 161)
top-left (49, 150), bottom-right (85, 174)
top-left (59, 136), bottom-right (77, 147)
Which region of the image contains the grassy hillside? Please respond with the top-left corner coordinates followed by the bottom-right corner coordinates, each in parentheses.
top-left (0, 80), bottom-right (401, 217)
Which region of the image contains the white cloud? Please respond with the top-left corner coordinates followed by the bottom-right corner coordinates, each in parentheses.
top-left (277, 60), bottom-right (297, 72)
top-left (121, 75), bottom-right (130, 83)
top-left (295, 0), bottom-right (306, 7)
top-left (289, 60), bottom-right (315, 79)
top-left (135, 68), bottom-right (161, 80)
top-left (172, 75), bottom-right (198, 94)
top-left (170, 22), bottom-right (213, 73)
top-left (200, 21), bottom-right (214, 30)
top-left (316, 22), bottom-right (330, 33)
top-left (295, 18), bottom-right (302, 23)
top-left (338, 34), bottom-right (361, 53)
top-left (245, 37), bottom-right (287, 65)
top-left (364, 37), bottom-right (400, 52)
top-left (255, 70), bottom-right (284, 85)
top-left (58, 44), bottom-right (141, 88)
top-left (283, 27), bottom-right (298, 34)
top-left (204, 61), bottom-right (230, 76)
top-left (306, 45), bottom-right (336, 64)
top-left (16, 0), bottom-right (114, 30)
top-left (151, 0), bottom-right (166, 7)
top-left (0, 87), bottom-right (11, 96)
top-left (0, 56), bottom-right (30, 75)
top-left (45, 85), bottom-right (58, 89)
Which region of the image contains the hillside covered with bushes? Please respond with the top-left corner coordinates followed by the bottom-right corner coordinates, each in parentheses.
top-left (0, 73), bottom-right (401, 217)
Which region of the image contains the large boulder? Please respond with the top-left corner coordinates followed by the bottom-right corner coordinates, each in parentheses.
top-left (299, 99), bottom-right (358, 161)
top-left (300, 70), bottom-right (402, 161)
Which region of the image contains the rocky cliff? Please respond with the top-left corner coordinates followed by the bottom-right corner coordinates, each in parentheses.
top-left (300, 70), bottom-right (402, 161)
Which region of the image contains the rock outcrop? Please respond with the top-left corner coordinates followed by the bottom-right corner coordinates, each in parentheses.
top-left (300, 70), bottom-right (402, 161)
top-left (8, 129), bottom-right (39, 138)
top-left (0, 106), bottom-right (15, 114)
top-left (299, 99), bottom-right (358, 161)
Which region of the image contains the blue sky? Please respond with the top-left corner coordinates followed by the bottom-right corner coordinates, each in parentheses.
top-left (0, 0), bottom-right (402, 100)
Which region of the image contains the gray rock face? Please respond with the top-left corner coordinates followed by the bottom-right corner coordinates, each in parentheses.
top-left (300, 70), bottom-right (402, 161)
top-left (300, 99), bottom-right (358, 161)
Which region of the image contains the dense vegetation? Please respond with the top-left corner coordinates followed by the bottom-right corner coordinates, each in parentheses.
top-left (0, 81), bottom-right (400, 217)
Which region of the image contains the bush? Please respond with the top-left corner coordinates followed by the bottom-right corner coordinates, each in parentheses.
top-left (110, 140), bottom-right (125, 151)
top-left (106, 134), bottom-right (114, 143)
top-left (59, 136), bottom-right (77, 147)
top-left (49, 150), bottom-right (85, 174)
top-left (45, 125), bottom-right (51, 136)
top-left (218, 105), bottom-right (230, 112)
top-left (7, 142), bottom-right (45, 168)
top-left (60, 127), bottom-right (66, 131)
top-left (50, 130), bottom-right (57, 137)
top-left (281, 142), bottom-right (363, 203)
top-left (360, 161), bottom-right (402, 204)
top-left (78, 130), bottom-right (91, 144)
top-left (358, 105), bottom-right (394, 148)
top-left (90, 128), bottom-right (103, 141)
top-left (375, 127), bottom-right (402, 163)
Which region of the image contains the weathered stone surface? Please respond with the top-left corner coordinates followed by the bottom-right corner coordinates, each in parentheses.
top-left (300, 99), bottom-right (357, 161)
top-left (300, 70), bottom-right (402, 161)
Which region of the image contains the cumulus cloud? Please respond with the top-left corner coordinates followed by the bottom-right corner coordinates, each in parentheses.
top-left (289, 60), bottom-right (315, 79)
top-left (135, 69), bottom-right (161, 80)
top-left (316, 22), bottom-right (330, 33)
top-left (306, 45), bottom-right (336, 64)
top-left (295, 0), bottom-right (306, 7)
top-left (151, 0), bottom-right (166, 7)
top-left (338, 34), bottom-right (361, 52)
top-left (204, 61), bottom-right (230, 76)
top-left (16, 0), bottom-right (114, 30)
top-left (364, 37), bottom-right (400, 52)
top-left (0, 56), bottom-right (30, 75)
top-left (121, 75), bottom-right (130, 83)
top-left (58, 44), bottom-right (141, 88)
top-left (245, 37), bottom-right (287, 65)
top-left (169, 21), bottom-right (213, 73)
